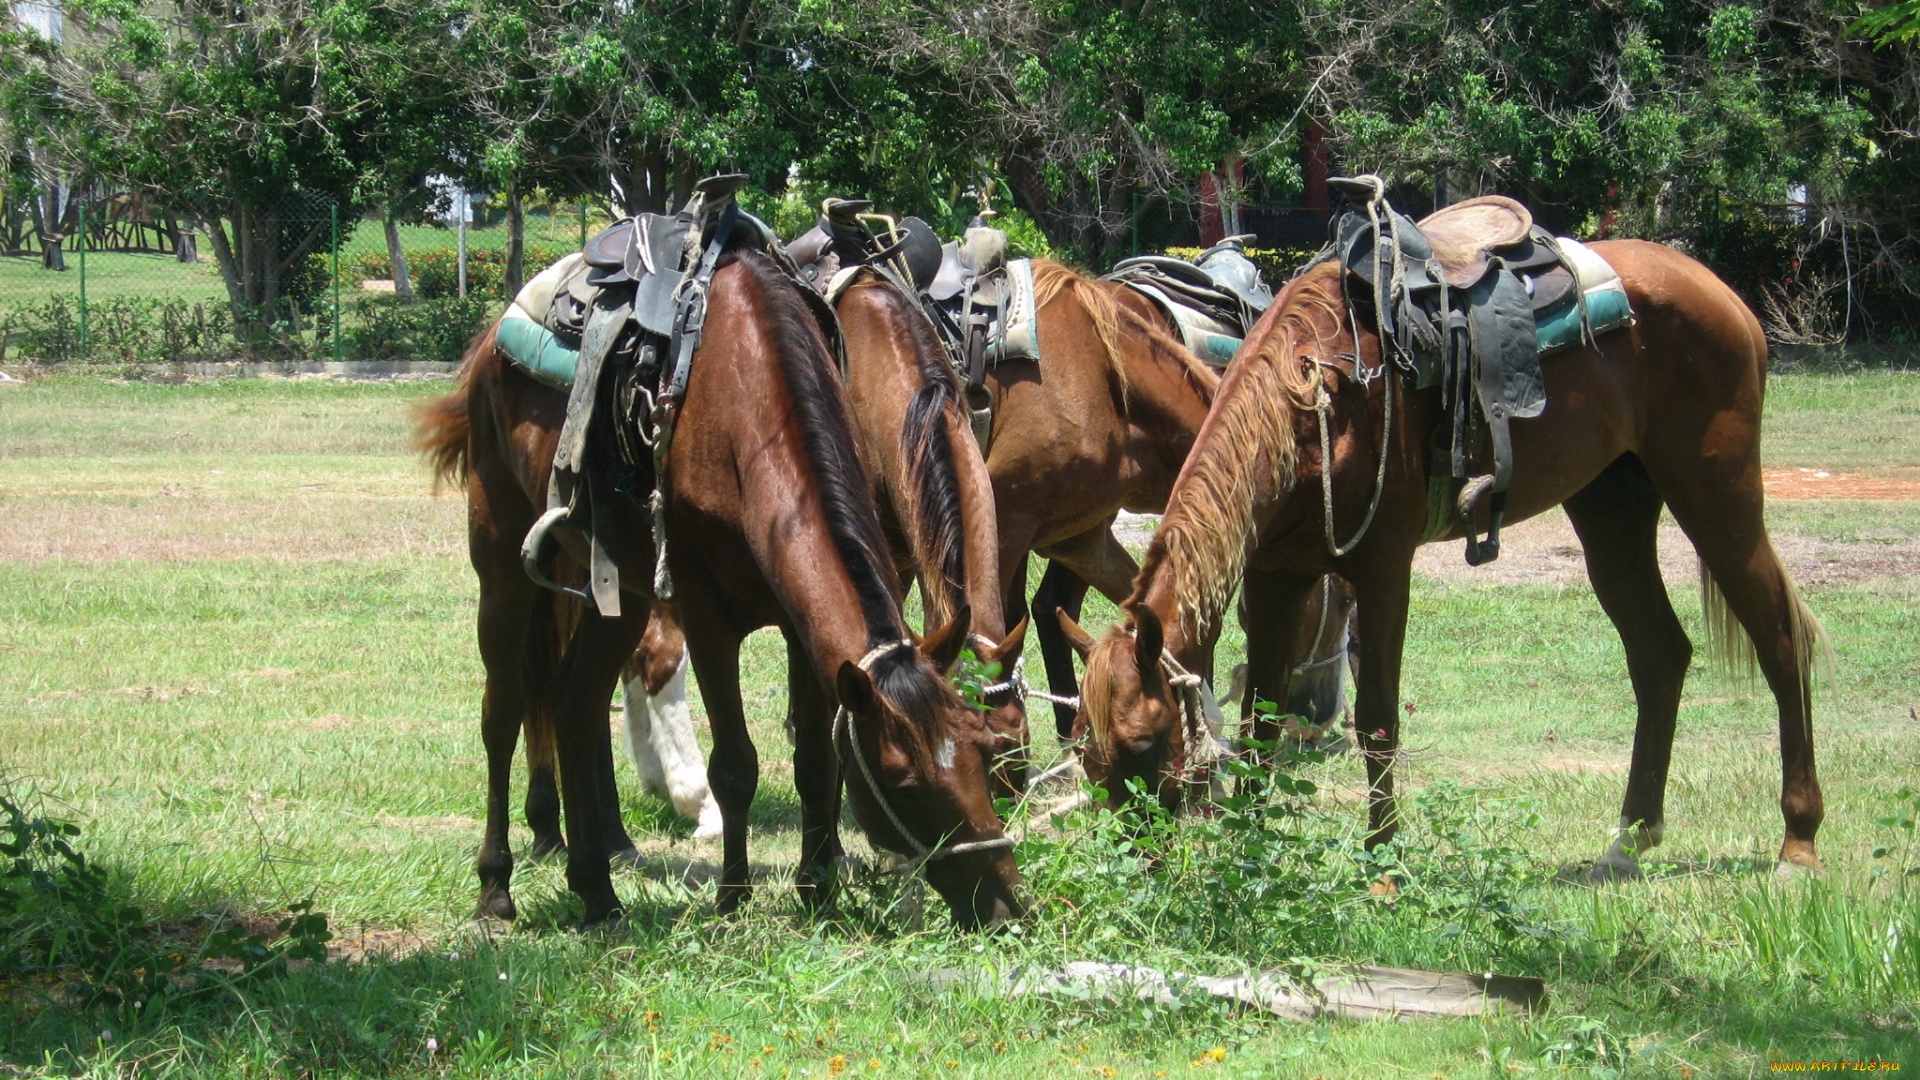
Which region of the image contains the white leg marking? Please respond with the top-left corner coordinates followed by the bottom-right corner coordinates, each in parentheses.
top-left (646, 647), bottom-right (723, 838)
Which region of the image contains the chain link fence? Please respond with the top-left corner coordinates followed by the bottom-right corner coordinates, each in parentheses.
top-left (0, 188), bottom-right (609, 367)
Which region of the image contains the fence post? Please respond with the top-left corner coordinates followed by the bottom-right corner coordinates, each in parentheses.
top-left (579, 202), bottom-right (587, 249)
top-left (331, 203), bottom-right (341, 363)
top-left (457, 188), bottom-right (468, 298)
top-left (77, 202), bottom-right (87, 361)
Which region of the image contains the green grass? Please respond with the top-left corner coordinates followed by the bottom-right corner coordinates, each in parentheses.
top-left (1, 372), bottom-right (1917, 1078)
top-left (0, 251), bottom-right (229, 308)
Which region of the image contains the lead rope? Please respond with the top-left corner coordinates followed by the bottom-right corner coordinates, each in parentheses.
top-left (836, 640), bottom-right (1016, 873)
top-left (1316, 353), bottom-right (1394, 558)
top-left (1289, 577), bottom-right (1345, 677)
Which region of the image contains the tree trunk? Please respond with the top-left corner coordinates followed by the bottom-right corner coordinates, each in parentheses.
top-left (33, 189), bottom-right (67, 272)
top-left (504, 181), bottom-right (526, 300)
top-left (384, 215), bottom-right (415, 302)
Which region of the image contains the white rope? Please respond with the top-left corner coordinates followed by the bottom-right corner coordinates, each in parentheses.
top-left (1289, 576), bottom-right (1347, 677)
top-left (835, 639), bottom-right (1015, 869)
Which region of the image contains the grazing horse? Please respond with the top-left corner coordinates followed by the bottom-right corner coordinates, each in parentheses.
top-left (1060, 241), bottom-right (1831, 879)
top-left (979, 263), bottom-right (1219, 739)
top-left (416, 248), bottom-right (1021, 927)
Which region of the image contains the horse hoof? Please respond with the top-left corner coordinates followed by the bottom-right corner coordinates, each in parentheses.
top-left (475, 890), bottom-right (517, 922)
top-left (525, 838), bottom-right (566, 864)
top-left (715, 885), bottom-right (752, 916)
top-left (580, 907), bottom-right (625, 932)
top-left (1774, 857), bottom-right (1822, 879)
top-left (692, 807), bottom-right (724, 840)
top-left (609, 846), bottom-right (644, 869)
top-left (1587, 855), bottom-right (1645, 883)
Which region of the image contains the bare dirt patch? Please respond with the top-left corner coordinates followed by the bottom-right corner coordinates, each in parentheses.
top-left (1764, 467), bottom-right (1920, 500)
top-left (1412, 512), bottom-right (1920, 587)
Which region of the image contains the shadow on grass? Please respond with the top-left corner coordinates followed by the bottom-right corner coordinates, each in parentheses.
top-left (1552, 854), bottom-right (1778, 884)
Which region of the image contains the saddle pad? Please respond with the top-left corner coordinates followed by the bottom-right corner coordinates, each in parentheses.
top-left (985, 259), bottom-right (1042, 364)
top-left (1122, 279), bottom-right (1242, 366)
top-left (1535, 238), bottom-right (1633, 355)
top-left (497, 301), bottom-right (580, 389)
top-left (513, 253), bottom-right (586, 337)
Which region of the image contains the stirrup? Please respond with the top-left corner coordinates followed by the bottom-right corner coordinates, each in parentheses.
top-left (1456, 475), bottom-right (1505, 566)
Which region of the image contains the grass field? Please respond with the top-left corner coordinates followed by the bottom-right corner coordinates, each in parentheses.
top-left (1, 372), bottom-right (1917, 1078)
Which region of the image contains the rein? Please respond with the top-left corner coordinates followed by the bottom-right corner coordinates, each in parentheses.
top-left (836, 640), bottom-right (1015, 871)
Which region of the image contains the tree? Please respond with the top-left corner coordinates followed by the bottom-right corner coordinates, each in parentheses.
top-left (816, 0), bottom-right (1311, 263)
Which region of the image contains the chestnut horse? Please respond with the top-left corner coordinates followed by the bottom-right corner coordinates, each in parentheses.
top-left (417, 248), bottom-right (1021, 927)
top-left (979, 263), bottom-right (1219, 739)
top-left (1061, 241), bottom-right (1832, 880)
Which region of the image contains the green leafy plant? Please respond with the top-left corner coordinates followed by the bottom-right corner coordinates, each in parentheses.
top-left (0, 782), bottom-right (332, 1024)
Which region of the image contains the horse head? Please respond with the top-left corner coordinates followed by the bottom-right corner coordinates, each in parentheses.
top-left (836, 606), bottom-right (1026, 929)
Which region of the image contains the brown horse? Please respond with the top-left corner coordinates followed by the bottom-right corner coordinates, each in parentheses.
top-left (978, 263), bottom-right (1219, 738)
top-left (417, 248), bottom-right (1021, 927)
top-left (1061, 241), bottom-right (1831, 879)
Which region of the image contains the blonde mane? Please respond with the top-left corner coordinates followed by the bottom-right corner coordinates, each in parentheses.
top-left (1142, 264), bottom-right (1347, 641)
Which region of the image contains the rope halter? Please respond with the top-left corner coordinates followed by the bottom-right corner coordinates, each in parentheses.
top-left (970, 634), bottom-right (1080, 711)
top-left (835, 639), bottom-right (1016, 871)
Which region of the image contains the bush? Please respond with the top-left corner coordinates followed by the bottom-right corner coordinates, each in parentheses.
top-left (343, 243), bottom-right (576, 301)
top-left (0, 296), bottom-right (323, 363)
top-left (342, 294), bottom-right (497, 362)
top-left (1, 782), bottom-right (331, 1024)
top-left (1159, 245), bottom-right (1321, 290)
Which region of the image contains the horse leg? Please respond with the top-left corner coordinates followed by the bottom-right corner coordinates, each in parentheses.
top-left (1238, 568), bottom-right (1320, 757)
top-left (1653, 463), bottom-right (1827, 872)
top-left (623, 624), bottom-right (724, 839)
top-left (475, 574), bottom-right (537, 921)
top-left (786, 631), bottom-right (845, 911)
top-left (682, 606), bottom-right (756, 914)
top-left (1563, 455), bottom-right (1693, 880)
top-left (551, 605), bottom-right (648, 927)
top-left (1030, 561), bottom-right (1092, 741)
top-left (1348, 555), bottom-right (1414, 847)
top-left (523, 734), bottom-right (565, 861)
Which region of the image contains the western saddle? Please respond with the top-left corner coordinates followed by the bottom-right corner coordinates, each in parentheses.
top-left (1316, 174), bottom-right (1632, 565)
top-left (1104, 236), bottom-right (1274, 365)
top-left (502, 174), bottom-right (840, 615)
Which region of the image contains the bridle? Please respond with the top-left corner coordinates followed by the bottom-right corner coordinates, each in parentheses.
top-left (835, 640), bottom-right (1015, 871)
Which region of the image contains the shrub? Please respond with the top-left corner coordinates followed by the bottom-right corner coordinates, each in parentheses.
top-left (1159, 245), bottom-right (1321, 289)
top-left (342, 294), bottom-right (498, 362)
top-left (343, 243), bottom-right (576, 301)
top-left (1, 781), bottom-right (331, 1024)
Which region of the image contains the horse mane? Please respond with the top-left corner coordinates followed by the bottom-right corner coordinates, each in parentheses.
top-left (730, 250), bottom-right (950, 764)
top-left (1030, 260), bottom-right (1220, 412)
top-left (1136, 262), bottom-right (1343, 641)
top-left (411, 323), bottom-right (493, 491)
top-left (846, 273), bottom-right (969, 627)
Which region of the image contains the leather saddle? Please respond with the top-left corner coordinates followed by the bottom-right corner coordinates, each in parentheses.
top-left (1106, 235), bottom-right (1273, 365)
top-left (1323, 175), bottom-right (1604, 566)
top-left (517, 174), bottom-right (837, 618)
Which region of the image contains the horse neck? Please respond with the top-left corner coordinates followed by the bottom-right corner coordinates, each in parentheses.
top-left (841, 279), bottom-right (1007, 642)
top-left (702, 259), bottom-right (914, 680)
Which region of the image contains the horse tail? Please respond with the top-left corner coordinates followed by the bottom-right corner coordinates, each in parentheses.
top-left (1699, 549), bottom-right (1834, 697)
top-left (1031, 260), bottom-right (1129, 406)
top-left (412, 323), bottom-right (496, 491)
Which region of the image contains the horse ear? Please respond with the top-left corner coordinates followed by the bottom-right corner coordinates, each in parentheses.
top-left (1133, 605), bottom-right (1164, 686)
top-left (1055, 609), bottom-right (1096, 660)
top-left (991, 615), bottom-right (1030, 664)
top-left (836, 661), bottom-right (877, 715)
top-left (920, 604), bottom-right (973, 675)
